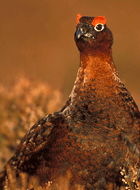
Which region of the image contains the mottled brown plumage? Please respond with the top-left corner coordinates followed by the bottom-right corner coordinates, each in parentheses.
top-left (0, 14), bottom-right (140, 189)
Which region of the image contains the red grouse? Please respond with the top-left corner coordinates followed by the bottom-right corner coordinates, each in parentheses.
top-left (0, 14), bottom-right (140, 190)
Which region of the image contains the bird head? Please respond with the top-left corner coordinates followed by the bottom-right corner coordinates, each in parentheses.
top-left (74, 14), bottom-right (113, 53)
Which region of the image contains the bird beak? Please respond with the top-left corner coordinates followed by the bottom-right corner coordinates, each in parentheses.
top-left (75, 28), bottom-right (93, 40)
top-left (75, 28), bottom-right (85, 39)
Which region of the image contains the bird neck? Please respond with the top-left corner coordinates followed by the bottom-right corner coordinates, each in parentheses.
top-left (73, 49), bottom-right (120, 89)
top-left (80, 49), bottom-right (118, 80)
top-left (69, 49), bottom-right (122, 107)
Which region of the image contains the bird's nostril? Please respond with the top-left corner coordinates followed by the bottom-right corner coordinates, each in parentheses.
top-left (84, 33), bottom-right (92, 38)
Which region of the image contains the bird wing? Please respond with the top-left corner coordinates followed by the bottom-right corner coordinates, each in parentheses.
top-left (6, 111), bottom-right (66, 173)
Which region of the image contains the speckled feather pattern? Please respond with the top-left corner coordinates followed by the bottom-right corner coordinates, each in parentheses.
top-left (0, 15), bottom-right (140, 190)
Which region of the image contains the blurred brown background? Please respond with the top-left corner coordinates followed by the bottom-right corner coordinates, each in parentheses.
top-left (0, 0), bottom-right (140, 105)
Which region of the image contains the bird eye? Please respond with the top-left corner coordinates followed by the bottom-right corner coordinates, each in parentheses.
top-left (94, 23), bottom-right (104, 32)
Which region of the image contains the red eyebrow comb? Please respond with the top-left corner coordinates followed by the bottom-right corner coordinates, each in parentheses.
top-left (92, 16), bottom-right (106, 26)
top-left (76, 14), bottom-right (82, 26)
